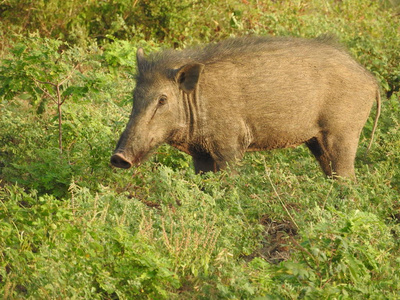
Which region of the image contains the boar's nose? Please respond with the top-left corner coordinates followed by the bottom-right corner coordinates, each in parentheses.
top-left (110, 153), bottom-right (132, 169)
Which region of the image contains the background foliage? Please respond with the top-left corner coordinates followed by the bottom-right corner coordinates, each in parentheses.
top-left (1, 0), bottom-right (400, 298)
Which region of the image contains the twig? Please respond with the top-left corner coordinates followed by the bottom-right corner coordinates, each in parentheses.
top-left (288, 235), bottom-right (322, 280)
top-left (263, 158), bottom-right (299, 230)
top-left (322, 180), bottom-right (334, 210)
top-left (32, 79), bottom-right (57, 103)
top-left (33, 78), bottom-right (56, 87)
top-left (59, 63), bottom-right (81, 86)
top-left (31, 62), bottom-right (81, 153)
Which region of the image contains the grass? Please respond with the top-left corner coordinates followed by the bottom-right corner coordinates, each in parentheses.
top-left (1, 0), bottom-right (400, 298)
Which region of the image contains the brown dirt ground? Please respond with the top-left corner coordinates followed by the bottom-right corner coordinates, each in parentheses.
top-left (244, 215), bottom-right (298, 264)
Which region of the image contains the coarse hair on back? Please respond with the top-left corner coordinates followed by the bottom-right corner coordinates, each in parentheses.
top-left (136, 35), bottom-right (345, 77)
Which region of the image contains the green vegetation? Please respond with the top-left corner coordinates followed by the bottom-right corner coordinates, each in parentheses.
top-left (1, 0), bottom-right (400, 298)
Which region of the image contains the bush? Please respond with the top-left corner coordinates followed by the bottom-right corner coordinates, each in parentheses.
top-left (271, 208), bottom-right (400, 298)
top-left (0, 184), bottom-right (181, 299)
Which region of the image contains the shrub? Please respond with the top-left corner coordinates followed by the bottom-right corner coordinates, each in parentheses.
top-left (271, 208), bottom-right (400, 298)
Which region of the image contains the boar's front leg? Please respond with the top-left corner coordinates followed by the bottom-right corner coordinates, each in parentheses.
top-left (193, 153), bottom-right (219, 174)
top-left (191, 141), bottom-right (246, 174)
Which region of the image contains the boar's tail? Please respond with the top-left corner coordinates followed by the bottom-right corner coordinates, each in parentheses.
top-left (365, 89), bottom-right (381, 155)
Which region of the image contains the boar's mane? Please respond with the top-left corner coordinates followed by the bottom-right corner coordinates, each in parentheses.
top-left (136, 35), bottom-right (345, 78)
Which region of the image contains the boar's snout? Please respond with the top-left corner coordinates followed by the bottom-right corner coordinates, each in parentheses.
top-left (110, 153), bottom-right (132, 169)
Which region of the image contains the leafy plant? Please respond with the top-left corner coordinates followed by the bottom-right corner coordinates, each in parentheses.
top-left (271, 208), bottom-right (399, 298)
top-left (0, 37), bottom-right (87, 151)
top-left (0, 184), bottom-right (181, 299)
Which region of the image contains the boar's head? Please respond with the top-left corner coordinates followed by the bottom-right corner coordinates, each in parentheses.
top-left (111, 48), bottom-right (204, 169)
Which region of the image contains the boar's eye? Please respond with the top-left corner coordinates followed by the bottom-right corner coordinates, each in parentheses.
top-left (158, 95), bottom-right (168, 106)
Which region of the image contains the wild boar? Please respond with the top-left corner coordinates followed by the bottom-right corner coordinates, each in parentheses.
top-left (110, 36), bottom-right (380, 179)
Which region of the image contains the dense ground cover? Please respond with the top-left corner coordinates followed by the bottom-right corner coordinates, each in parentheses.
top-left (1, 0), bottom-right (400, 298)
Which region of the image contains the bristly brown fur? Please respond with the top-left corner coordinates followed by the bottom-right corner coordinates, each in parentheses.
top-left (137, 35), bottom-right (347, 76)
top-left (135, 35), bottom-right (377, 97)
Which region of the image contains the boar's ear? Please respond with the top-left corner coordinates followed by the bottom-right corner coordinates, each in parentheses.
top-left (136, 48), bottom-right (146, 71)
top-left (175, 63), bottom-right (204, 93)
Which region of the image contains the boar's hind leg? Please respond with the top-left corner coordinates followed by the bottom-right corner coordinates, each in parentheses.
top-left (306, 137), bottom-right (333, 177)
top-left (306, 134), bottom-right (357, 180)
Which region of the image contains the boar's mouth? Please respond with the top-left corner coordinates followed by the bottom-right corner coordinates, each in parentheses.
top-left (110, 150), bottom-right (149, 169)
top-left (110, 153), bottom-right (133, 169)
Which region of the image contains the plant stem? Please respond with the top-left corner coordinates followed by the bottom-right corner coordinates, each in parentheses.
top-left (56, 83), bottom-right (63, 153)
top-left (32, 63), bottom-right (80, 154)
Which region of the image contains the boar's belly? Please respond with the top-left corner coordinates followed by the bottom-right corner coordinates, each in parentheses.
top-left (246, 127), bottom-right (316, 151)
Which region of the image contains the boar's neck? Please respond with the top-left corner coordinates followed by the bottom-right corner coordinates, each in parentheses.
top-left (169, 88), bottom-right (205, 154)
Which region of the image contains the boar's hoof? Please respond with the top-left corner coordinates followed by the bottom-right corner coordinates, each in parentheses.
top-left (111, 153), bottom-right (132, 169)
